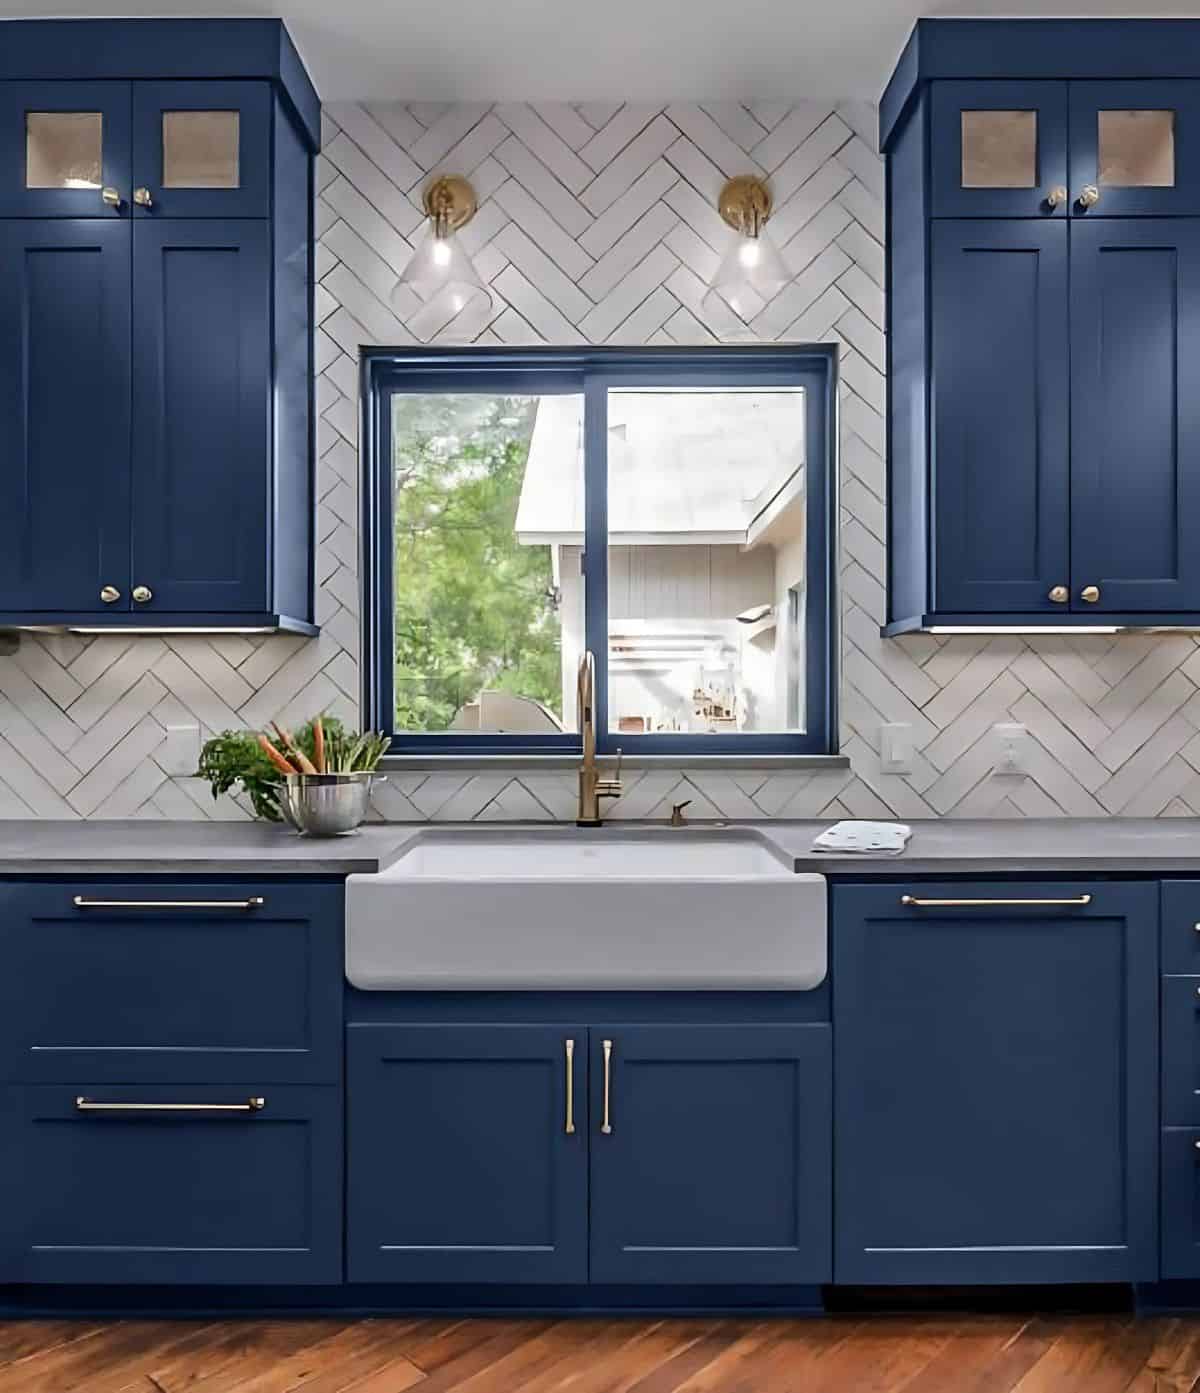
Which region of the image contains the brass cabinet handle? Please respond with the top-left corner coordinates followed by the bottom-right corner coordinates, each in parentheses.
top-left (101, 186), bottom-right (121, 208)
top-left (1080, 585), bottom-right (1101, 603)
top-left (564, 1039), bottom-right (576, 1134)
top-left (1044, 185), bottom-right (1067, 209)
top-left (73, 895), bottom-right (265, 911)
top-left (133, 187), bottom-right (154, 208)
top-left (99, 585), bottom-right (121, 604)
top-left (601, 1038), bottom-right (613, 1135)
top-left (132, 585), bottom-right (153, 603)
top-left (1047, 585), bottom-right (1069, 604)
top-left (75, 1097), bottom-right (264, 1114)
top-left (1077, 184), bottom-right (1101, 210)
top-left (900, 894), bottom-right (1092, 908)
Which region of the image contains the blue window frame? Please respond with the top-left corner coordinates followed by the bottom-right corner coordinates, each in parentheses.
top-left (361, 345), bottom-right (838, 757)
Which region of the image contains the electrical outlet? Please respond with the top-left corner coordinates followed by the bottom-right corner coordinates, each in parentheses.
top-left (162, 722), bottom-right (201, 777)
top-left (993, 723), bottom-right (1028, 776)
top-left (879, 723), bottom-right (913, 774)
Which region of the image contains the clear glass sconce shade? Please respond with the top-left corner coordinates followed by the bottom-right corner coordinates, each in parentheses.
top-left (391, 230), bottom-right (490, 318)
top-left (704, 229), bottom-right (790, 321)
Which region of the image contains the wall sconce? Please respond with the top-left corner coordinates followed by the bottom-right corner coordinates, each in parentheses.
top-left (703, 175), bottom-right (789, 322)
top-left (390, 174), bottom-right (490, 320)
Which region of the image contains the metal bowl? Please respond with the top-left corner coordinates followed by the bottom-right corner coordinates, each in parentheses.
top-left (280, 772), bottom-right (383, 837)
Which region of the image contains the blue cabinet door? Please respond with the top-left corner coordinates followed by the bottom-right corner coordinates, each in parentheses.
top-left (1069, 81), bottom-right (1200, 218)
top-left (0, 81), bottom-right (131, 218)
top-left (0, 1083), bottom-right (341, 1284)
top-left (131, 219), bottom-right (270, 614)
top-left (931, 81), bottom-right (1068, 218)
top-left (1070, 220), bottom-right (1200, 614)
top-left (0, 219), bottom-right (131, 613)
top-left (588, 1025), bottom-right (832, 1285)
top-left (1162, 1129), bottom-right (1200, 1278)
top-left (346, 1024), bottom-right (588, 1284)
top-left (834, 882), bottom-right (1158, 1285)
top-left (931, 220), bottom-right (1070, 614)
top-left (132, 81), bottom-right (271, 219)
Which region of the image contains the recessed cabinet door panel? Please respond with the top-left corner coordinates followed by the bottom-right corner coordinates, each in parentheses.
top-left (589, 1025), bottom-right (832, 1285)
top-left (0, 81), bottom-right (130, 218)
top-left (931, 81), bottom-right (1068, 218)
top-left (931, 221), bottom-right (1069, 614)
top-left (132, 81), bottom-right (270, 217)
top-left (347, 1024), bottom-right (588, 1284)
top-left (834, 883), bottom-right (1158, 1285)
top-left (0, 220), bottom-right (131, 613)
top-left (1070, 220), bottom-right (1200, 613)
top-left (1070, 81), bottom-right (1200, 217)
top-left (131, 220), bottom-right (269, 614)
top-left (1163, 1129), bottom-right (1200, 1278)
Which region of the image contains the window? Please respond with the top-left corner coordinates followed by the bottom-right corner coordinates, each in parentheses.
top-left (362, 347), bottom-right (837, 756)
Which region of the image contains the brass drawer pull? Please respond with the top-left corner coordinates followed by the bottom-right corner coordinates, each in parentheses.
top-left (73, 896), bottom-right (265, 911)
top-left (601, 1039), bottom-right (613, 1135)
top-left (564, 1038), bottom-right (576, 1135)
top-left (75, 1097), bottom-right (265, 1114)
top-left (900, 895), bottom-right (1092, 908)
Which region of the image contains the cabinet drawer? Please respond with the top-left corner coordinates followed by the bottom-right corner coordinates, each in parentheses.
top-left (1163, 1128), bottom-right (1200, 1278)
top-left (0, 1083), bottom-right (341, 1284)
top-left (1161, 884), bottom-right (1200, 973)
top-left (1162, 976), bottom-right (1200, 1124)
top-left (0, 881), bottom-right (342, 1083)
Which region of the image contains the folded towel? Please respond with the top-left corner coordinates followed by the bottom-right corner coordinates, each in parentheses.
top-left (811, 820), bottom-right (912, 855)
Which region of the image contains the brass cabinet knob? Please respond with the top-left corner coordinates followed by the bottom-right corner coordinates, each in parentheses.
top-left (133, 187), bottom-right (154, 208)
top-left (1077, 184), bottom-right (1101, 210)
top-left (132, 585), bottom-right (153, 604)
top-left (1044, 186), bottom-right (1068, 209)
top-left (1080, 584), bottom-right (1101, 603)
top-left (1048, 585), bottom-right (1069, 604)
top-left (101, 186), bottom-right (121, 208)
top-left (99, 585), bottom-right (121, 604)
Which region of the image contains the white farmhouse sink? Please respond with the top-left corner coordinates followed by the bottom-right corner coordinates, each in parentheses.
top-left (345, 828), bottom-right (826, 991)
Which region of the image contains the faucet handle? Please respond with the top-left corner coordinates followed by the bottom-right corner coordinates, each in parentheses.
top-left (612, 746), bottom-right (623, 783)
top-left (669, 799), bottom-right (692, 827)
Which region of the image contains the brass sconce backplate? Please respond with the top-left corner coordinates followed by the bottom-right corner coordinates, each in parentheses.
top-left (718, 175), bottom-right (772, 236)
top-left (422, 174), bottom-right (478, 234)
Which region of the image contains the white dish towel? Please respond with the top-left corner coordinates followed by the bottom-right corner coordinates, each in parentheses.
top-left (811, 820), bottom-right (912, 855)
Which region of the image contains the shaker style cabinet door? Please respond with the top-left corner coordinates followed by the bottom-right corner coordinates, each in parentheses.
top-left (1069, 81), bottom-right (1200, 218)
top-left (130, 219), bottom-right (271, 615)
top-left (930, 220), bottom-right (1070, 614)
top-left (0, 220), bottom-right (131, 615)
top-left (1070, 220), bottom-right (1200, 614)
top-left (931, 80), bottom-right (1069, 218)
top-left (0, 81), bottom-right (131, 218)
top-left (131, 80), bottom-right (271, 218)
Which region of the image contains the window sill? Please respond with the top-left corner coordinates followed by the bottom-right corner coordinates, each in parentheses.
top-left (380, 753), bottom-right (850, 772)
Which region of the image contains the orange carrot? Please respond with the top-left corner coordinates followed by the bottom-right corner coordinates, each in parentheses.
top-left (312, 716), bottom-right (326, 774)
top-left (258, 734), bottom-right (297, 775)
top-left (274, 722), bottom-right (318, 775)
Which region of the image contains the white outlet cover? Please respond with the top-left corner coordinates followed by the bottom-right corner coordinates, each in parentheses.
top-left (993, 723), bottom-right (1028, 776)
top-left (879, 723), bottom-right (913, 774)
top-left (163, 723), bottom-right (201, 777)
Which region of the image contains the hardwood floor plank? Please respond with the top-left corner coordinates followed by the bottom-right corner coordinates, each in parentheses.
top-left (134, 1321), bottom-right (356, 1393)
top-left (0, 1321), bottom-right (107, 1371)
top-left (901, 1316), bottom-right (1065, 1393)
top-left (1007, 1317), bottom-right (1162, 1393)
top-left (534, 1318), bottom-right (722, 1393)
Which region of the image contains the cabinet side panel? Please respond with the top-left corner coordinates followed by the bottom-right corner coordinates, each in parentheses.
top-left (887, 94), bottom-right (929, 626)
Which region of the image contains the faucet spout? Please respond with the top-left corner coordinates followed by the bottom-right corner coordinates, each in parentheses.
top-left (576, 650), bottom-right (622, 825)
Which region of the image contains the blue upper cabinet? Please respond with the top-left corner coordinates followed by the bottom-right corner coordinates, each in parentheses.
top-left (0, 21), bottom-right (318, 633)
top-left (884, 21), bottom-right (1200, 633)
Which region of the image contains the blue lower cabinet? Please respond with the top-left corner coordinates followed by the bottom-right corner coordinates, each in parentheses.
top-left (1162, 1129), bottom-right (1200, 1278)
top-left (834, 883), bottom-right (1158, 1284)
top-left (346, 1024), bottom-right (588, 1284)
top-left (588, 1025), bottom-right (832, 1285)
top-left (0, 1084), bottom-right (341, 1284)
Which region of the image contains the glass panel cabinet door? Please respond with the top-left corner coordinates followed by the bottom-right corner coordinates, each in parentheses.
top-left (0, 82), bottom-right (131, 217)
top-left (931, 81), bottom-right (1069, 218)
top-left (1070, 81), bottom-right (1200, 217)
top-left (131, 81), bottom-right (270, 217)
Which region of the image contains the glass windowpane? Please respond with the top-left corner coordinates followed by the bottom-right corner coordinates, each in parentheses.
top-left (162, 110), bottom-right (240, 188)
top-left (1099, 110), bottom-right (1175, 187)
top-left (961, 109), bottom-right (1037, 189)
top-left (26, 112), bottom-right (102, 189)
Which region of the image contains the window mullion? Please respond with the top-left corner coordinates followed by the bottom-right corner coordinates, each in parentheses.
top-left (582, 373), bottom-right (610, 752)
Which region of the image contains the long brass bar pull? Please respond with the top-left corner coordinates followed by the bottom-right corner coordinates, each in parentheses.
top-left (601, 1039), bottom-right (613, 1135)
top-left (564, 1039), bottom-right (576, 1135)
top-left (899, 895), bottom-right (1092, 908)
top-left (73, 896), bottom-right (265, 911)
top-left (75, 1097), bottom-right (265, 1114)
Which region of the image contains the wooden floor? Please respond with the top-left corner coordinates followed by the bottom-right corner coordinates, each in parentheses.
top-left (1, 1311), bottom-right (1200, 1393)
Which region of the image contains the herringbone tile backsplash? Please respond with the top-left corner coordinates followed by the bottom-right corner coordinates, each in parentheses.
top-left (3, 99), bottom-right (1197, 821)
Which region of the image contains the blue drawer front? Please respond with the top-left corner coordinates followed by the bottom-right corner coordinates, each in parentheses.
top-left (0, 881), bottom-right (342, 1083)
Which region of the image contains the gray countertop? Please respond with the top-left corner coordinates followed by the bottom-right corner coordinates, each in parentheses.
top-left (0, 817), bottom-right (1196, 876)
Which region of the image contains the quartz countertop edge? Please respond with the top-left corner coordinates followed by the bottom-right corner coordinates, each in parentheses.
top-left (0, 818), bottom-right (1195, 875)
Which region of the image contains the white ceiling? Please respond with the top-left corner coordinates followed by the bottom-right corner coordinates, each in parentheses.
top-left (2, 0), bottom-right (1199, 103)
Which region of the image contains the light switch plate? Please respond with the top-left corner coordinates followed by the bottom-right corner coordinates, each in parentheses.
top-left (879, 722), bottom-right (913, 774)
top-left (993, 723), bottom-right (1028, 776)
top-left (163, 722), bottom-right (201, 777)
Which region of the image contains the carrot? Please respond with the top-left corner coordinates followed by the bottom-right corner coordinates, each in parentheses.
top-left (258, 734), bottom-right (297, 775)
top-left (312, 716), bottom-right (326, 774)
top-left (273, 722), bottom-right (318, 775)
